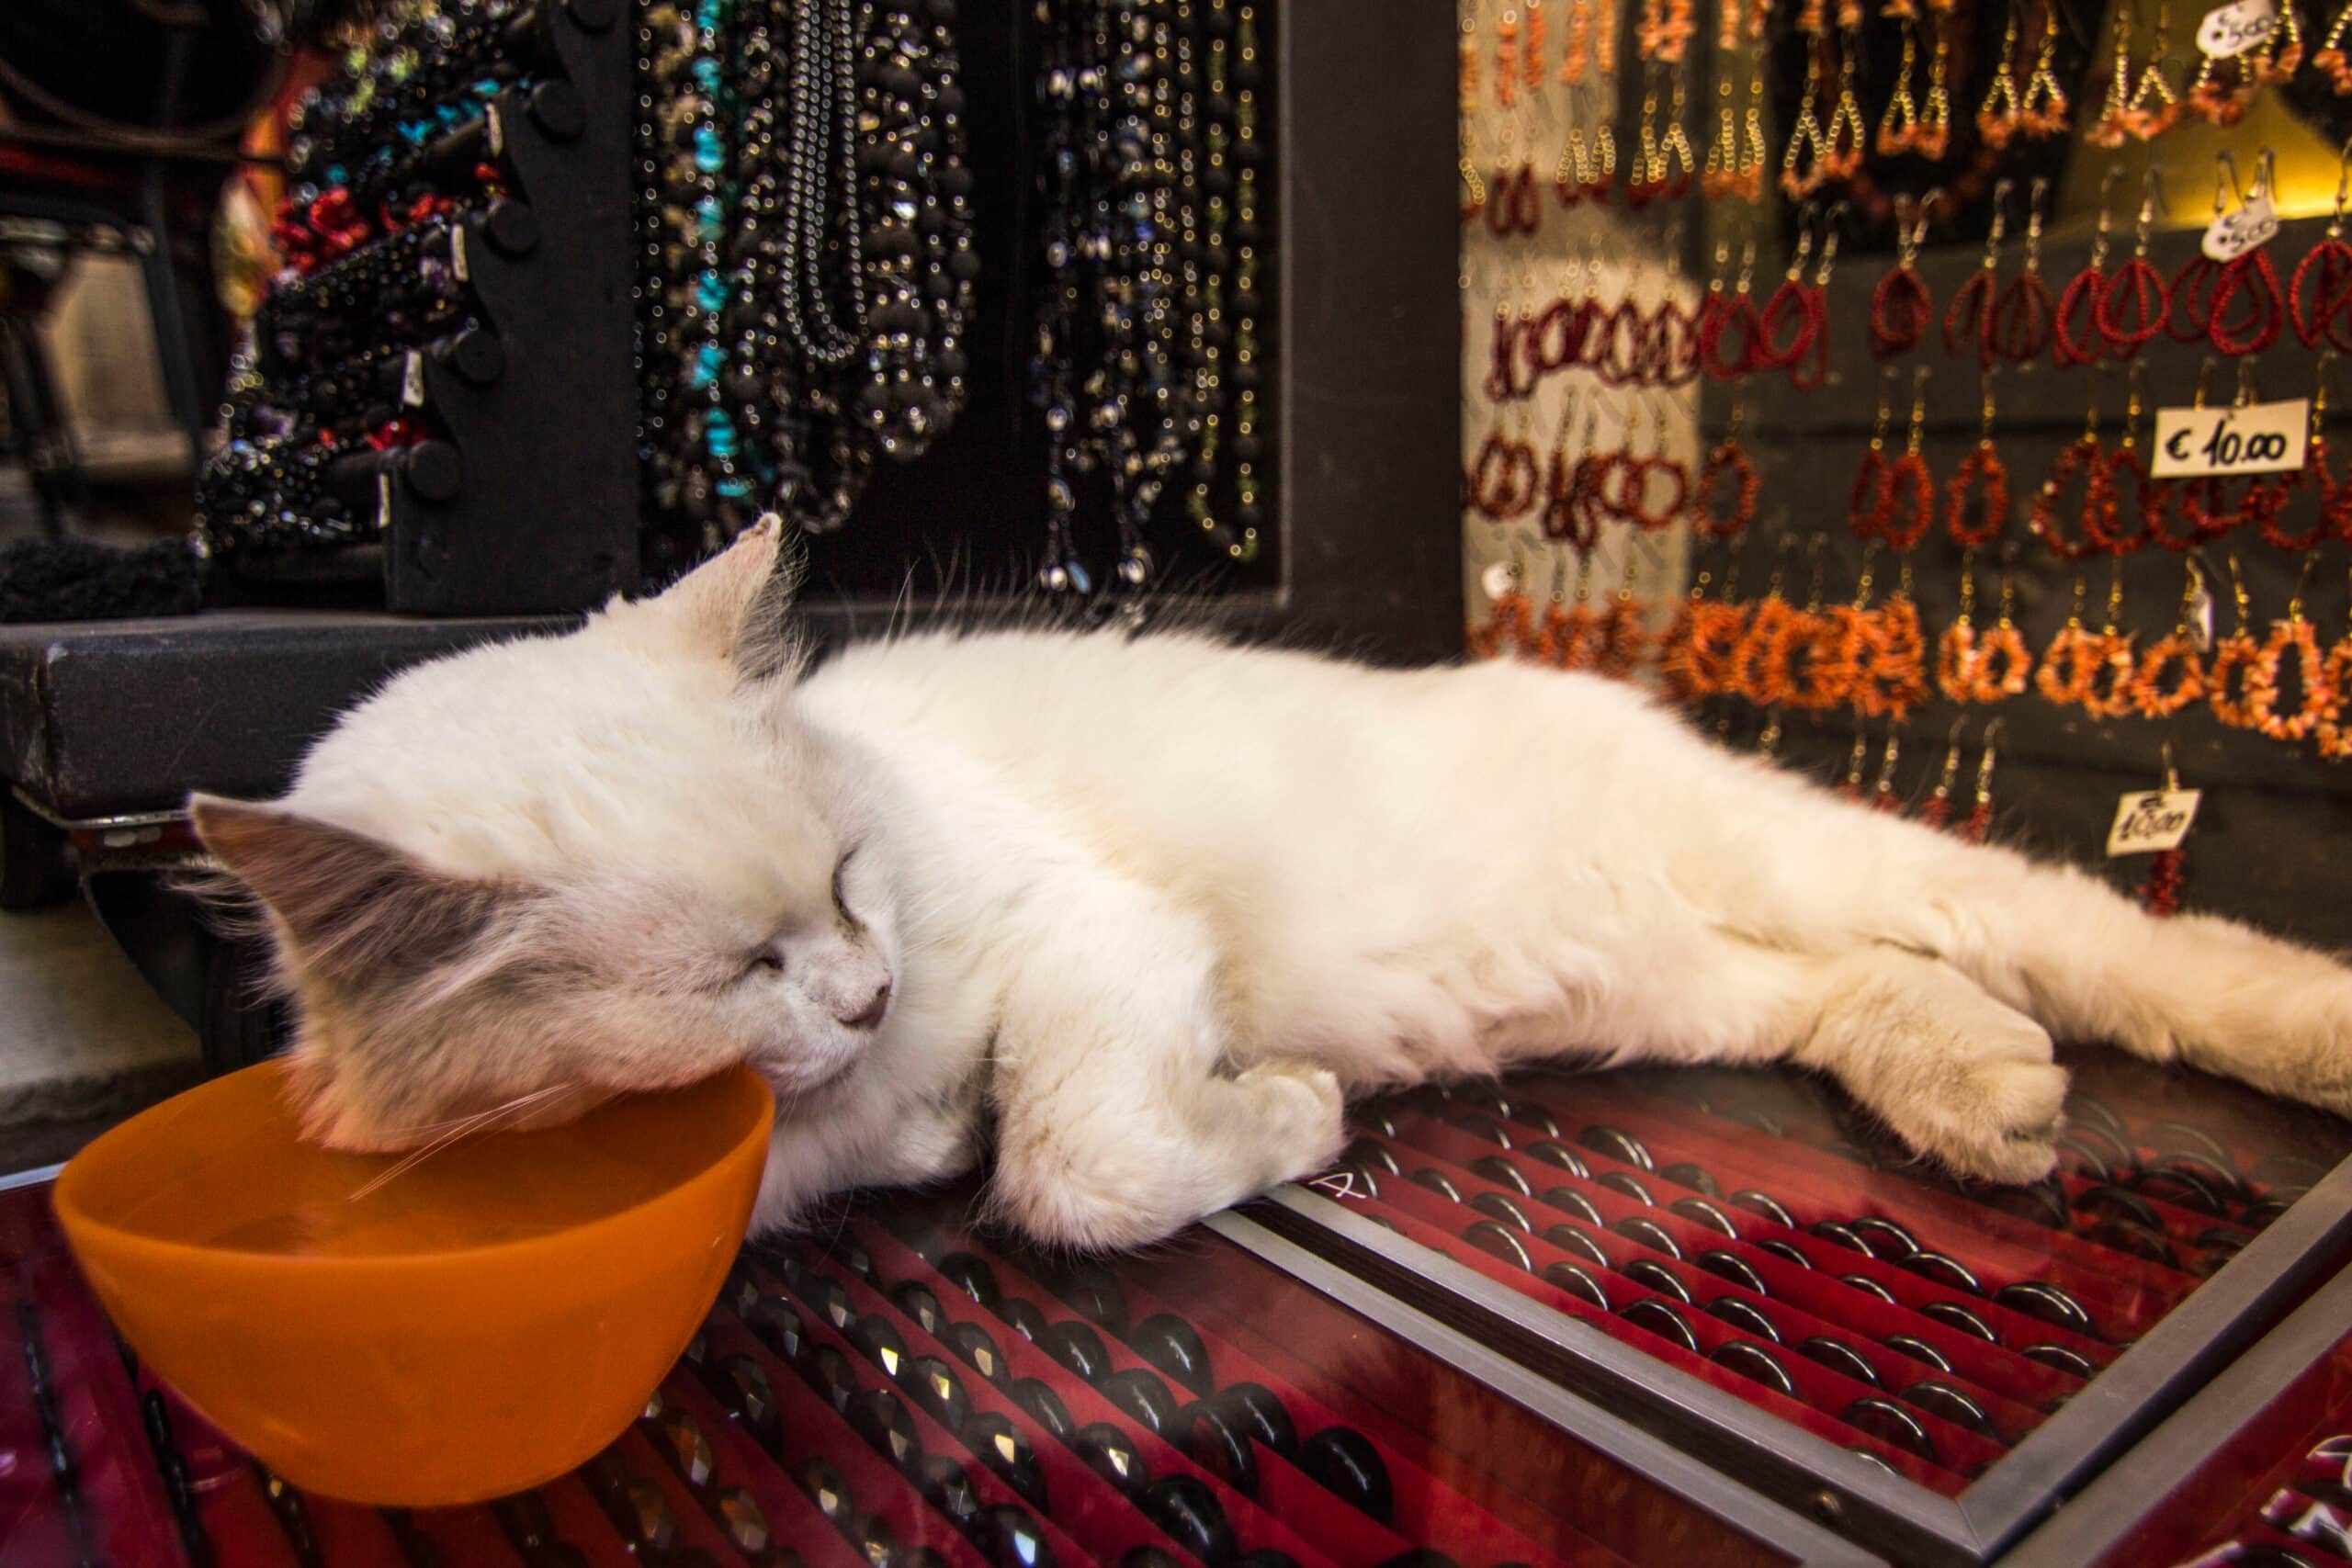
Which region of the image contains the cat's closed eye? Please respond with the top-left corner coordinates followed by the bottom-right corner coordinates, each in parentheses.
top-left (746, 951), bottom-right (784, 976)
top-left (831, 848), bottom-right (858, 921)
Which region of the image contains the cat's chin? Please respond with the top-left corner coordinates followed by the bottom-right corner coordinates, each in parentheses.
top-left (753, 1050), bottom-right (862, 1106)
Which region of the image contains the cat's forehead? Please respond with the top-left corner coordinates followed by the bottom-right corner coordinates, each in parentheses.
top-left (286, 626), bottom-right (834, 889)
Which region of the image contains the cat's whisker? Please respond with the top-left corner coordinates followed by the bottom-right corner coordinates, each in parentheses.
top-left (344, 1083), bottom-right (579, 1202)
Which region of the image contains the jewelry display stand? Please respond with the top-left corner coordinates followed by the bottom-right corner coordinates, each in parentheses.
top-left (205, 0), bottom-right (639, 615)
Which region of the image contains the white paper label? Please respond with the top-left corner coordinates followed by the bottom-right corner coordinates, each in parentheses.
top-left (2108, 789), bottom-right (2202, 856)
top-left (400, 350), bottom-right (424, 408)
top-left (2198, 0), bottom-right (2277, 57)
top-left (2152, 396), bottom-right (2307, 478)
top-left (374, 469), bottom-right (393, 532)
top-left (2189, 578), bottom-right (2215, 651)
top-left (450, 222), bottom-right (469, 281)
top-left (2204, 192), bottom-right (2279, 262)
top-left (1481, 560), bottom-right (1519, 600)
top-left (485, 103), bottom-right (504, 158)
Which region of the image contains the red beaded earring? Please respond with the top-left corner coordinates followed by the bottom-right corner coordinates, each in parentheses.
top-left (1698, 238), bottom-right (1765, 380)
top-left (2209, 150), bottom-right (2285, 358)
top-left (2094, 359), bottom-right (2160, 554)
top-left (1758, 209), bottom-right (1826, 378)
top-left (1960, 720), bottom-right (2002, 843)
top-left (1946, 367), bottom-right (2011, 547)
top-left (2292, 141), bottom-right (2352, 352)
top-left (2029, 373), bottom-right (2108, 561)
top-left (1849, 367), bottom-right (1897, 539)
top-left (2056, 167), bottom-right (2124, 368)
top-left (1870, 722), bottom-right (1907, 812)
top-left (1992, 176), bottom-right (2055, 364)
top-left (1871, 190), bottom-right (1939, 357)
top-left (2140, 745), bottom-right (2190, 916)
top-left (1921, 717), bottom-right (1966, 827)
top-left (2098, 168), bottom-right (2171, 358)
top-left (1944, 178), bottom-right (2012, 367)
top-left (1880, 366), bottom-right (1936, 549)
top-left (1694, 393), bottom-right (1759, 540)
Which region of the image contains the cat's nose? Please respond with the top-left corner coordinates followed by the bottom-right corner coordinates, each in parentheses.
top-left (836, 981), bottom-right (891, 1031)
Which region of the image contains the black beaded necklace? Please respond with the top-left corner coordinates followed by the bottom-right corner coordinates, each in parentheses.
top-left (1030, 0), bottom-right (1261, 603)
top-left (637, 0), bottom-right (978, 560)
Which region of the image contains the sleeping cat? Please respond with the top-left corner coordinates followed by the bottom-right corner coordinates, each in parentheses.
top-left (191, 518), bottom-right (2352, 1250)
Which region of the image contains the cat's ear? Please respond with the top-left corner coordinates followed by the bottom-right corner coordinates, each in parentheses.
top-left (645, 513), bottom-right (808, 682)
top-left (188, 795), bottom-right (507, 987)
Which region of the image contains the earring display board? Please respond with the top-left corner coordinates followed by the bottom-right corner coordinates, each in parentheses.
top-left (1460, 0), bottom-right (2352, 951)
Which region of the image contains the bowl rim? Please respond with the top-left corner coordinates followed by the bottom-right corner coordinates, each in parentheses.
top-left (54, 1060), bottom-right (775, 1272)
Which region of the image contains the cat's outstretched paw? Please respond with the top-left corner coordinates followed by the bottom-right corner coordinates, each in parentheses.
top-left (1885, 1054), bottom-right (2070, 1186)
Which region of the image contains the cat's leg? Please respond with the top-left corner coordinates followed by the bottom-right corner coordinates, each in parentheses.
top-left (1706, 761), bottom-right (2352, 1126)
top-left (1890, 842), bottom-right (2352, 1122)
top-left (982, 874), bottom-right (1346, 1251)
top-left (1532, 920), bottom-right (2072, 1183)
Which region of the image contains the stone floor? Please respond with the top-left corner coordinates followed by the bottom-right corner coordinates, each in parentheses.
top-left (0, 899), bottom-right (203, 1169)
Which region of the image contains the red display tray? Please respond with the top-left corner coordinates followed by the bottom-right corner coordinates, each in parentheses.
top-left (0, 1163), bottom-right (1865, 1568)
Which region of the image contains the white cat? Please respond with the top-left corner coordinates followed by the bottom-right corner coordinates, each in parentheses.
top-left (191, 519), bottom-right (2352, 1250)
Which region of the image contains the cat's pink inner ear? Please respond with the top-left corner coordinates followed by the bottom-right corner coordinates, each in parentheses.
top-left (187, 795), bottom-right (504, 983)
top-left (648, 514), bottom-right (805, 673)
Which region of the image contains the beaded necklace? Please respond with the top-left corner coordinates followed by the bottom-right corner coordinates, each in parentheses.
top-left (1033, 0), bottom-right (1261, 598)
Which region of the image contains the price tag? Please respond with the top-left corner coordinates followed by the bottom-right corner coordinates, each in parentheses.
top-left (2152, 396), bottom-right (2306, 478)
top-left (400, 350), bottom-right (424, 408)
top-left (485, 104), bottom-right (504, 158)
top-left (1481, 560), bottom-right (1519, 600)
top-left (450, 222), bottom-right (469, 281)
top-left (2204, 192), bottom-right (2278, 262)
top-left (2108, 789), bottom-right (2201, 856)
top-left (374, 469), bottom-right (393, 533)
top-left (2197, 0), bottom-right (2277, 56)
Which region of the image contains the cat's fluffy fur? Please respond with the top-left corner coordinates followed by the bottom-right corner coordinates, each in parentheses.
top-left (192, 521), bottom-right (2352, 1249)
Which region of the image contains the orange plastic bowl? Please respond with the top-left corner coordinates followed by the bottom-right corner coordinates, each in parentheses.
top-left (53, 1060), bottom-right (773, 1506)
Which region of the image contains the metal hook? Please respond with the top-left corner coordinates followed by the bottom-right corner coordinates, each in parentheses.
top-left (2214, 148), bottom-right (2241, 214)
top-left (2159, 739), bottom-right (2179, 794)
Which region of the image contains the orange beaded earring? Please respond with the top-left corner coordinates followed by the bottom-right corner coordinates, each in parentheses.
top-left (2317, 574), bottom-right (2352, 760)
top-left (2246, 559), bottom-right (2342, 744)
top-left (2131, 560), bottom-right (2213, 717)
top-left (2206, 557), bottom-right (2265, 728)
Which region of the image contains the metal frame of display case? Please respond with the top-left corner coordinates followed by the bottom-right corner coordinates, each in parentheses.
top-left (1998, 1261), bottom-right (2352, 1567)
top-left (1248, 1153), bottom-right (2352, 1568)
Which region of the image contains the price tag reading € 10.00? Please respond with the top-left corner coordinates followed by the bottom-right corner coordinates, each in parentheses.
top-left (2151, 396), bottom-right (2307, 479)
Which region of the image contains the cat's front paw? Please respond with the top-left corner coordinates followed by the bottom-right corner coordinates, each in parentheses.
top-left (1894, 1055), bottom-right (2070, 1185)
top-left (1232, 1059), bottom-right (1347, 1184)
